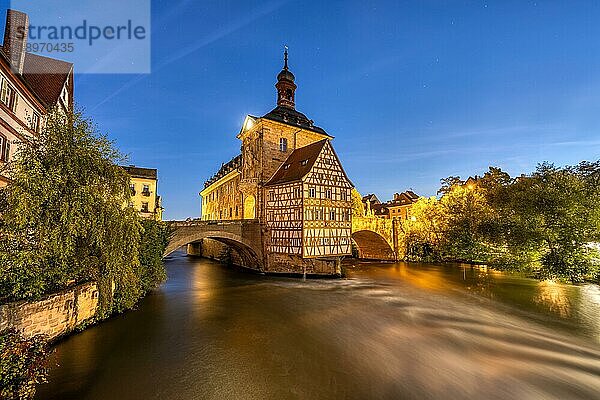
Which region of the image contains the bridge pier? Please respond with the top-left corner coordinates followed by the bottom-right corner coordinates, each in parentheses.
top-left (186, 242), bottom-right (202, 256)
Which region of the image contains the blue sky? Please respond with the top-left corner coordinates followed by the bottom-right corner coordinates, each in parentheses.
top-left (3, 1), bottom-right (600, 219)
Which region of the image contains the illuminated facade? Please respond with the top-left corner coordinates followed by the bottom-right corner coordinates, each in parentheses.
top-left (123, 166), bottom-right (163, 221)
top-left (200, 49), bottom-right (354, 269)
top-left (386, 191), bottom-right (419, 220)
top-left (0, 10), bottom-right (74, 187)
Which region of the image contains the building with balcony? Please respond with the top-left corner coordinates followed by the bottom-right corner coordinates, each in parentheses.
top-left (122, 166), bottom-right (163, 221)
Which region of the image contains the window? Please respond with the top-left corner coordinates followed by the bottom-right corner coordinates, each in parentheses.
top-left (141, 202), bottom-right (149, 213)
top-left (325, 189), bottom-right (332, 199)
top-left (279, 137), bottom-right (288, 152)
top-left (341, 190), bottom-right (348, 201)
top-left (283, 164), bottom-right (290, 170)
top-left (294, 187), bottom-right (301, 198)
top-left (129, 183), bottom-right (136, 196)
top-left (330, 210), bottom-right (336, 221)
top-left (142, 184), bottom-right (150, 196)
top-left (31, 113), bottom-right (40, 133)
top-left (0, 135), bottom-right (6, 162)
top-left (309, 187), bottom-right (315, 198)
top-left (230, 208), bottom-right (233, 217)
top-left (269, 190), bottom-right (275, 201)
top-left (300, 159), bottom-right (308, 166)
top-left (1, 78), bottom-right (17, 111)
top-left (235, 206), bottom-right (239, 217)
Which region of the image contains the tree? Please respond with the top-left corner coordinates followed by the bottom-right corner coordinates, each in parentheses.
top-left (401, 196), bottom-right (445, 261)
top-left (351, 188), bottom-right (365, 217)
top-left (0, 110), bottom-right (142, 313)
top-left (437, 176), bottom-right (463, 195)
top-left (502, 163), bottom-right (600, 282)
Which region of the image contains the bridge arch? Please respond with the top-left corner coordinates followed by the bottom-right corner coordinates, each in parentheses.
top-left (165, 229), bottom-right (263, 270)
top-left (352, 230), bottom-right (395, 260)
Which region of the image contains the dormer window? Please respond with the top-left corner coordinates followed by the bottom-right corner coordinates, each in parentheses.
top-left (300, 159), bottom-right (308, 166)
top-left (283, 164), bottom-right (290, 170)
top-left (279, 138), bottom-right (288, 152)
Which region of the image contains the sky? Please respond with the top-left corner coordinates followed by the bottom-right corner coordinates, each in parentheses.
top-left (3, 0), bottom-right (600, 220)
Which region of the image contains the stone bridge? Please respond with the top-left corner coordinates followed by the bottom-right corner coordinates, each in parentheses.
top-left (166, 217), bottom-right (399, 270)
top-left (165, 219), bottom-right (265, 271)
top-left (351, 216), bottom-right (399, 261)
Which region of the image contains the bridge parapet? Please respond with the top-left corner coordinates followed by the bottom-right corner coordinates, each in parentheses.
top-left (164, 219), bottom-right (263, 268)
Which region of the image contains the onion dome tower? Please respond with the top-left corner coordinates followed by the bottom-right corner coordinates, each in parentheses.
top-left (275, 47), bottom-right (297, 109)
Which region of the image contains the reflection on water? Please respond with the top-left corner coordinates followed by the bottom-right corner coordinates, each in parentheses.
top-left (36, 252), bottom-right (600, 400)
top-left (535, 280), bottom-right (572, 318)
top-left (349, 261), bottom-right (600, 341)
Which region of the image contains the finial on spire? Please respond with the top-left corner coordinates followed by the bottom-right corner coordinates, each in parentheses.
top-left (284, 45), bottom-right (289, 70)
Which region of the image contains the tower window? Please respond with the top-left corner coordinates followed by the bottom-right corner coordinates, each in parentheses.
top-left (285, 88), bottom-right (293, 100)
top-left (279, 138), bottom-right (288, 152)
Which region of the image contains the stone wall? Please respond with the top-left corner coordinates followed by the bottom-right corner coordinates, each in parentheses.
top-left (0, 282), bottom-right (99, 340)
top-left (266, 253), bottom-right (339, 275)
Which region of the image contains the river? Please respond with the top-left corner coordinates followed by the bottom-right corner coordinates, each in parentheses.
top-left (36, 251), bottom-right (600, 399)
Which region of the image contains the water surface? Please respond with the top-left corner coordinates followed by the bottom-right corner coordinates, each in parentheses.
top-left (36, 252), bottom-right (600, 399)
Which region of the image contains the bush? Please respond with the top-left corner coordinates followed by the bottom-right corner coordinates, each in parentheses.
top-left (138, 219), bottom-right (170, 293)
top-left (0, 330), bottom-right (49, 400)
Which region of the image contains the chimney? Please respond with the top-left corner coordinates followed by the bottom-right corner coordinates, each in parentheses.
top-left (3, 10), bottom-right (29, 75)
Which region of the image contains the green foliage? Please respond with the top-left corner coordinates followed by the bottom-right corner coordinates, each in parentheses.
top-left (400, 163), bottom-right (600, 282)
top-left (0, 110), bottom-right (167, 314)
top-left (0, 330), bottom-right (49, 400)
top-left (138, 219), bottom-right (170, 293)
top-left (351, 189), bottom-right (365, 217)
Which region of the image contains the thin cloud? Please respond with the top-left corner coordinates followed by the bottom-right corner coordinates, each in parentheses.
top-left (91, 0), bottom-right (291, 111)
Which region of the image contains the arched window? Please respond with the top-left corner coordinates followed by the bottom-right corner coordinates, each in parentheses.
top-left (285, 88), bottom-right (293, 101)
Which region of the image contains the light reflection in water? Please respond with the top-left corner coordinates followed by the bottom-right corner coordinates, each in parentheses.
top-left (535, 280), bottom-right (572, 318)
top-left (36, 253), bottom-right (600, 400)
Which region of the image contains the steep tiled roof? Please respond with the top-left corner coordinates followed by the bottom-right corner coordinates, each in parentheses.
top-left (262, 106), bottom-right (331, 136)
top-left (265, 139), bottom-right (328, 186)
top-left (22, 52), bottom-right (72, 107)
top-left (372, 202), bottom-right (389, 217)
top-left (362, 193), bottom-right (381, 204)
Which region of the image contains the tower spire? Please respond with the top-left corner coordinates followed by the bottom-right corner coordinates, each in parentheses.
top-left (276, 46), bottom-right (296, 109)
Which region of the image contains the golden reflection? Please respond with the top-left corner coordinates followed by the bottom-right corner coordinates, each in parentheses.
top-left (386, 263), bottom-right (446, 291)
top-left (191, 261), bottom-right (216, 303)
top-left (535, 280), bottom-right (571, 318)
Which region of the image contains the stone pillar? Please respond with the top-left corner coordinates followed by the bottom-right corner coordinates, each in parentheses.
top-left (186, 242), bottom-right (202, 256)
top-left (392, 219), bottom-right (400, 261)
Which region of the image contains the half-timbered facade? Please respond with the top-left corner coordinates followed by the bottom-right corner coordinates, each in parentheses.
top-left (199, 49), bottom-right (353, 274)
top-left (265, 140), bottom-right (353, 258)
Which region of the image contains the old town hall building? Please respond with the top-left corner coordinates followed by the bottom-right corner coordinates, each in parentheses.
top-left (200, 50), bottom-right (353, 273)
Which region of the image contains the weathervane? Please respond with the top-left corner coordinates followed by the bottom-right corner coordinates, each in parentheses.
top-left (284, 45), bottom-right (289, 70)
